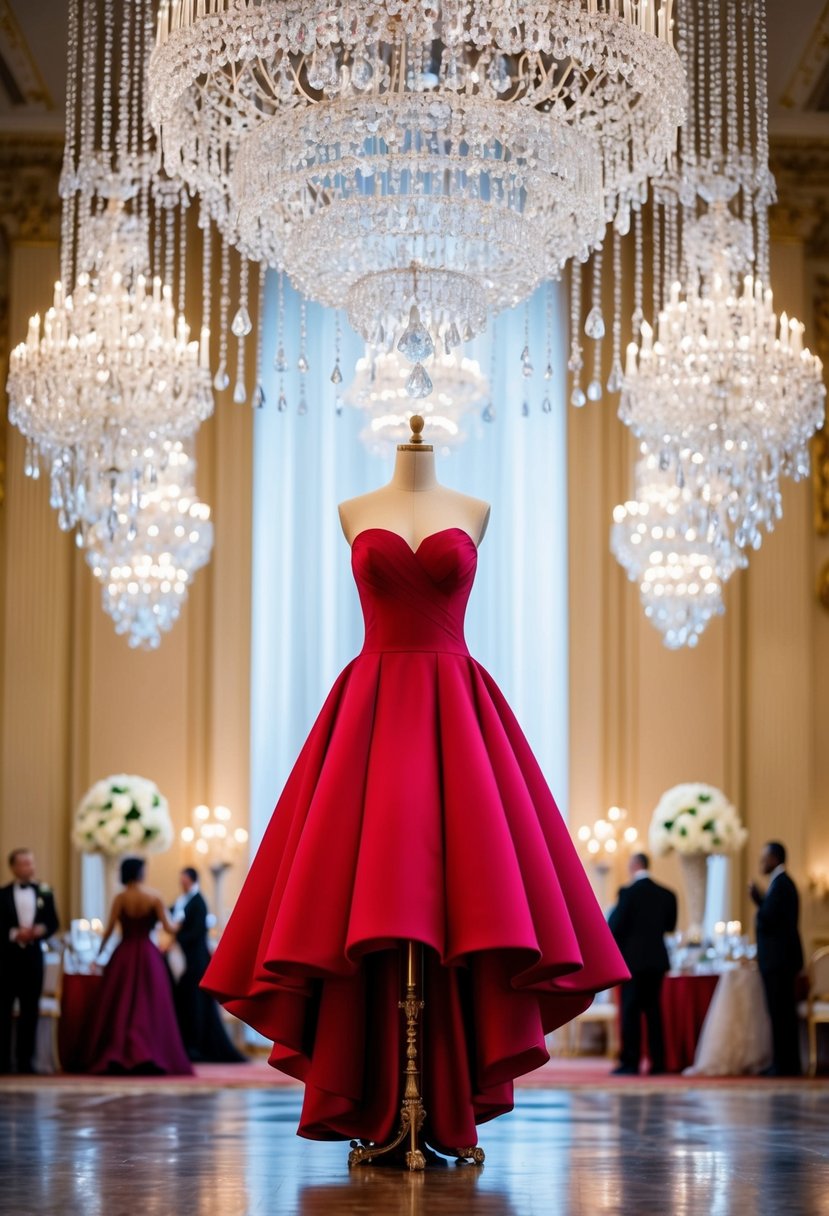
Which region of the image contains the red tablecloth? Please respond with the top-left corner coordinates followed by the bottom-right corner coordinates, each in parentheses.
top-left (660, 973), bottom-right (720, 1073)
top-left (58, 973), bottom-right (103, 1072)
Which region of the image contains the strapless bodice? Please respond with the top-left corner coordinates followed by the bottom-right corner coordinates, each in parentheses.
top-left (351, 527), bottom-right (477, 655)
top-left (118, 910), bottom-right (157, 939)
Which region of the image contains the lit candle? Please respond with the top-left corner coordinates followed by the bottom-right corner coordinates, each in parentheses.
top-left (199, 325), bottom-right (210, 368)
top-left (625, 340), bottom-right (638, 376)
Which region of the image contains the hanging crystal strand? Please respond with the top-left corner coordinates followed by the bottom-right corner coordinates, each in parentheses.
top-left (652, 198), bottom-right (663, 323)
top-left (542, 281), bottom-right (554, 413)
top-left (708, 0), bottom-right (723, 167)
top-left (607, 225), bottom-right (623, 393)
top-left (251, 266), bottom-right (266, 410)
top-left (697, 0), bottom-right (708, 166)
top-left (78, 0), bottom-right (98, 252)
top-left (60, 0), bottom-right (79, 288)
top-left (520, 299), bottom-right (532, 416)
top-left (676, 0), bottom-right (695, 182)
top-left (586, 248), bottom-right (604, 401)
top-left (332, 311), bottom-right (344, 415)
top-left (754, 0), bottom-right (772, 284)
top-left (198, 205), bottom-right (212, 375)
top-left (213, 234), bottom-right (231, 391)
top-left (568, 261), bottom-right (586, 408)
top-left (100, 0), bottom-right (114, 171)
top-left (297, 294), bottom-right (309, 415)
top-left (115, 0), bottom-right (130, 161)
top-left (177, 198), bottom-right (187, 320)
top-left (725, 0), bottom-right (738, 174)
top-left (164, 205), bottom-right (175, 298)
top-left (482, 317), bottom-right (496, 422)
top-left (232, 257), bottom-right (250, 404)
top-left (274, 269), bottom-right (288, 412)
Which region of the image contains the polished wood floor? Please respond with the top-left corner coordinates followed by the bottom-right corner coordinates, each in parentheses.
top-left (1, 1081), bottom-right (828, 1215)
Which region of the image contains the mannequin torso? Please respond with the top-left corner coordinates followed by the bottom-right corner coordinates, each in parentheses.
top-left (339, 444), bottom-right (490, 550)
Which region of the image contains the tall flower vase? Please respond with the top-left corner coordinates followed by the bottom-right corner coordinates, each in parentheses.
top-left (103, 854), bottom-right (122, 915)
top-left (679, 852), bottom-right (708, 941)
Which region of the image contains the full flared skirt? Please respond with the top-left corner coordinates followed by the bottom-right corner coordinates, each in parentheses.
top-left (87, 937), bottom-right (194, 1076)
top-left (204, 650), bottom-right (628, 1146)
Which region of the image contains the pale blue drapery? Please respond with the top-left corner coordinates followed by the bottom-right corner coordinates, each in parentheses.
top-left (250, 280), bottom-right (569, 846)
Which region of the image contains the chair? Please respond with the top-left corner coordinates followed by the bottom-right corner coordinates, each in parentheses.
top-left (566, 991), bottom-right (619, 1059)
top-left (36, 945), bottom-right (64, 1074)
top-left (798, 946), bottom-right (829, 1077)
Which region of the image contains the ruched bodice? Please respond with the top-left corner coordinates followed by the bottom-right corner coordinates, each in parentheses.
top-left (353, 527), bottom-right (475, 655)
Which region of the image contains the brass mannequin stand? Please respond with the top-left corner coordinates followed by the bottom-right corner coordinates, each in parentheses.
top-left (348, 941), bottom-right (486, 1172)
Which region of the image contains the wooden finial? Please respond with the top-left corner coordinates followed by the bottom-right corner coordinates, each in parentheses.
top-left (397, 412), bottom-right (433, 453)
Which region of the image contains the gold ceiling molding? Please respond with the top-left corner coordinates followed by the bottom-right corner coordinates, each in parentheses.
top-left (770, 139), bottom-right (829, 254)
top-left (0, 132), bottom-right (62, 242)
top-left (0, 0), bottom-right (53, 112)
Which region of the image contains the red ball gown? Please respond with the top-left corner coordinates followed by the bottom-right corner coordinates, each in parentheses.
top-left (204, 526), bottom-right (627, 1146)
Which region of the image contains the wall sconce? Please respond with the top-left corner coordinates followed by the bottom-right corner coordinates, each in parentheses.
top-left (808, 870), bottom-right (829, 901)
top-left (181, 804), bottom-right (250, 927)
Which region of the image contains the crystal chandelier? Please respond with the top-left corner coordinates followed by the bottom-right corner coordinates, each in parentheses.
top-left (611, 447), bottom-right (747, 649)
top-left (619, 0), bottom-right (825, 562)
top-left (150, 0), bottom-right (683, 396)
top-left (6, 0), bottom-right (213, 543)
top-left (345, 347), bottom-right (487, 457)
top-left (84, 442), bottom-right (213, 651)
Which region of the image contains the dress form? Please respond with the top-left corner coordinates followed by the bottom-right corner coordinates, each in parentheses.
top-left (339, 416), bottom-right (490, 549)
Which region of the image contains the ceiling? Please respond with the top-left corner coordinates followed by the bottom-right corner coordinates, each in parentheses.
top-left (0, 0), bottom-right (827, 141)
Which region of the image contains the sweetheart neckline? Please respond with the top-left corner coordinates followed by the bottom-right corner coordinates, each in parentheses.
top-left (350, 526), bottom-right (478, 557)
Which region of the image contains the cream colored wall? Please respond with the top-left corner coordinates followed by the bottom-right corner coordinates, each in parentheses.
top-left (0, 233), bottom-right (253, 921)
top-left (568, 236), bottom-right (829, 952)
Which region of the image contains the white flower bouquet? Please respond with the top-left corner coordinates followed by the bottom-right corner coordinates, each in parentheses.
top-left (649, 783), bottom-right (748, 857)
top-left (73, 774), bottom-right (174, 857)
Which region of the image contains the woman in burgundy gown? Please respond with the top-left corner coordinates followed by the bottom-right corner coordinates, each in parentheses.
top-left (204, 524), bottom-right (628, 1147)
top-left (86, 857), bottom-right (193, 1075)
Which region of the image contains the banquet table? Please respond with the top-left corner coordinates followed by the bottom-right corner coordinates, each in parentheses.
top-left (659, 973), bottom-right (720, 1073)
top-left (58, 972), bottom-right (103, 1072)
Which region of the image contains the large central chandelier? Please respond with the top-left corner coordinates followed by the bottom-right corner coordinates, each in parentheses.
top-left (620, 0), bottom-right (825, 564)
top-left (150, 0), bottom-right (683, 394)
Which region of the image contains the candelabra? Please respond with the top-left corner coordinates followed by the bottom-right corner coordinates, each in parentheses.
top-left (575, 806), bottom-right (639, 906)
top-left (181, 804), bottom-right (249, 929)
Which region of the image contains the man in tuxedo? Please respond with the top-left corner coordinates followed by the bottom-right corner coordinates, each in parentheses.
top-left (750, 841), bottom-right (804, 1076)
top-left (0, 849), bottom-right (60, 1073)
top-left (170, 867), bottom-right (244, 1062)
top-left (609, 852), bottom-right (677, 1075)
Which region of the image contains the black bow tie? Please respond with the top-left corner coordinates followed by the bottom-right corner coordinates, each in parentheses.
top-left (15, 883), bottom-right (33, 890)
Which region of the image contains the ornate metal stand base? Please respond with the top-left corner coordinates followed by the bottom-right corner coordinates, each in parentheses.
top-left (348, 942), bottom-right (485, 1172)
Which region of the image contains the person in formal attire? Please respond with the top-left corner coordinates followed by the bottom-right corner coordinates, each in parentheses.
top-left (0, 848), bottom-right (60, 1074)
top-left (84, 857), bottom-right (192, 1075)
top-left (609, 852), bottom-right (678, 1075)
top-left (169, 867), bottom-right (245, 1063)
top-left (749, 841), bottom-right (804, 1077)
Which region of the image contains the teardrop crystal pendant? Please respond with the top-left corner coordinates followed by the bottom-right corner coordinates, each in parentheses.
top-left (570, 386), bottom-right (587, 408)
top-left (397, 305), bottom-right (434, 364)
top-left (297, 353), bottom-right (309, 374)
top-left (252, 383), bottom-right (265, 409)
top-left (233, 380), bottom-right (247, 405)
top-left (587, 378), bottom-right (603, 402)
top-left (584, 306), bottom-right (605, 341)
top-left (544, 362), bottom-right (554, 381)
top-left (521, 399), bottom-right (530, 417)
top-left (213, 362), bottom-right (230, 391)
top-left (521, 345), bottom-right (533, 378)
top-left (274, 347), bottom-right (287, 373)
top-left (541, 395), bottom-right (552, 414)
top-left (482, 403), bottom-right (496, 423)
top-left (405, 361), bottom-right (433, 399)
top-left (606, 359), bottom-right (624, 394)
top-left (231, 306), bottom-right (253, 338)
top-left (277, 391), bottom-right (288, 412)
top-left (330, 362), bottom-right (343, 385)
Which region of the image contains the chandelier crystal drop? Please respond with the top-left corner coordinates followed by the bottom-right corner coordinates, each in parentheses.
top-left (619, 0), bottom-right (825, 565)
top-left (150, 0), bottom-right (683, 383)
top-left (611, 448), bottom-right (747, 650)
top-left (85, 442), bottom-right (213, 651)
top-left (345, 347), bottom-right (487, 457)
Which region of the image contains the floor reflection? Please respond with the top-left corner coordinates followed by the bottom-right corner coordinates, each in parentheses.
top-left (0, 1083), bottom-right (826, 1215)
